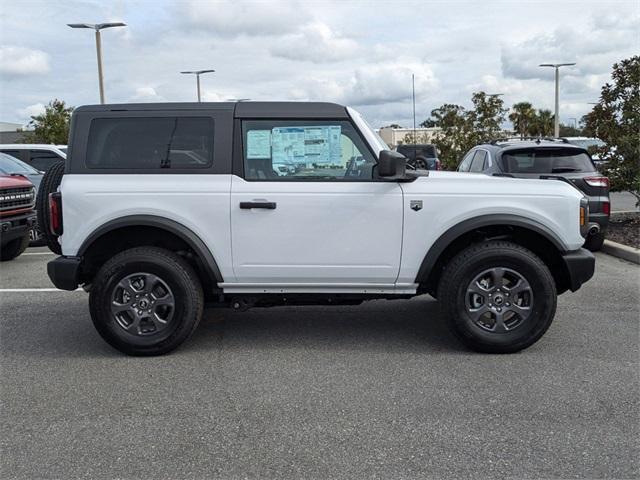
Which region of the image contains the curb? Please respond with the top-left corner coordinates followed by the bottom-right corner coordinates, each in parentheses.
top-left (601, 239), bottom-right (640, 265)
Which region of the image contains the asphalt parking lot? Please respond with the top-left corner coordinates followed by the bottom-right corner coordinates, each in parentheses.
top-left (1, 248), bottom-right (638, 479)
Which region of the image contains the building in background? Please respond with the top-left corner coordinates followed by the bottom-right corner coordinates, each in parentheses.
top-left (0, 122), bottom-right (30, 143)
top-left (378, 127), bottom-right (442, 148)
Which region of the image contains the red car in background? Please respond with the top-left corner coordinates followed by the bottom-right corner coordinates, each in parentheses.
top-left (0, 174), bottom-right (37, 261)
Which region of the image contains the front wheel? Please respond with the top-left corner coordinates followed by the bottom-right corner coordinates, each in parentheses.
top-left (437, 241), bottom-right (557, 353)
top-left (89, 247), bottom-right (204, 356)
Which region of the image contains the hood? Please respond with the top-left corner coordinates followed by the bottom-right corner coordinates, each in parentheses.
top-left (409, 170), bottom-right (585, 200)
top-left (0, 174), bottom-right (33, 189)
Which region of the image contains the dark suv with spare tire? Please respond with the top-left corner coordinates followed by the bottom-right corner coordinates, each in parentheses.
top-left (457, 138), bottom-right (610, 251)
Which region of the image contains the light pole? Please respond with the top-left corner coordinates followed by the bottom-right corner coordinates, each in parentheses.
top-left (181, 70), bottom-right (215, 102)
top-left (539, 63), bottom-right (576, 137)
top-left (68, 22), bottom-right (126, 104)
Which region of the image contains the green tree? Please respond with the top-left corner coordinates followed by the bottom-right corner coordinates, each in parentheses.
top-left (583, 56), bottom-right (640, 204)
top-left (467, 92), bottom-right (507, 142)
top-left (22, 99), bottom-right (72, 145)
top-left (420, 92), bottom-right (507, 170)
top-left (509, 102), bottom-right (537, 138)
top-left (531, 109), bottom-right (554, 137)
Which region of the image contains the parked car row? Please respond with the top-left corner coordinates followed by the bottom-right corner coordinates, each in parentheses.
top-left (0, 144), bottom-right (66, 259)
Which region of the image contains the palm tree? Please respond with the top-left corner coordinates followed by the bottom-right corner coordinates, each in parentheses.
top-left (509, 102), bottom-right (536, 138)
top-left (532, 109), bottom-right (554, 137)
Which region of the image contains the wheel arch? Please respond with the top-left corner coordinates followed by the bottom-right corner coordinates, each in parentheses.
top-left (416, 214), bottom-right (572, 295)
top-left (78, 215), bottom-right (223, 288)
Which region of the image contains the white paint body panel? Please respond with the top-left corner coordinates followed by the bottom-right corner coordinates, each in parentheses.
top-left (59, 126), bottom-right (585, 294)
top-left (397, 171), bottom-right (585, 284)
top-left (59, 174), bottom-right (236, 281)
top-left (229, 176), bottom-right (403, 284)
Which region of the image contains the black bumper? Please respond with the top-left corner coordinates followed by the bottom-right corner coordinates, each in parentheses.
top-left (561, 248), bottom-right (595, 292)
top-left (0, 212), bottom-right (36, 246)
top-left (47, 256), bottom-right (82, 291)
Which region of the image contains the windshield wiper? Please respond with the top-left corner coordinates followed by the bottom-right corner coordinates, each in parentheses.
top-left (551, 167), bottom-right (579, 173)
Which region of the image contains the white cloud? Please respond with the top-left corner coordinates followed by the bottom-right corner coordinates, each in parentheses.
top-left (270, 22), bottom-right (359, 63)
top-left (182, 0), bottom-right (308, 36)
top-left (130, 86), bottom-right (164, 102)
top-left (295, 62), bottom-right (437, 106)
top-left (0, 46), bottom-right (50, 77)
top-left (16, 103), bottom-right (45, 122)
top-left (501, 13), bottom-right (639, 80)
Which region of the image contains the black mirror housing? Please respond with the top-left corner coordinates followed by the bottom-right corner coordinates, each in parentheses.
top-left (377, 150), bottom-right (407, 178)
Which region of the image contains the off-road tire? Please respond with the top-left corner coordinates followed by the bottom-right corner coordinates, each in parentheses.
top-left (89, 247), bottom-right (204, 356)
top-left (36, 161), bottom-right (65, 254)
top-left (583, 231), bottom-right (605, 252)
top-left (437, 240), bottom-right (557, 353)
top-left (0, 234), bottom-right (30, 261)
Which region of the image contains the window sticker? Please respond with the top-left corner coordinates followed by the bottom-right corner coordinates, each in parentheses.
top-left (246, 130), bottom-right (272, 159)
top-left (271, 126), bottom-right (342, 165)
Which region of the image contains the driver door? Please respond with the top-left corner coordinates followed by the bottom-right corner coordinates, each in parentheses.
top-left (230, 119), bottom-right (403, 286)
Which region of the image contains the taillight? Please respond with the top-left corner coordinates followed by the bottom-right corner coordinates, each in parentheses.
top-left (584, 176), bottom-right (609, 188)
top-left (603, 201), bottom-right (610, 216)
top-left (49, 192), bottom-right (63, 236)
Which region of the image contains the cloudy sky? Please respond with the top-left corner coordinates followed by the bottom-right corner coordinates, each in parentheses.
top-left (0, 0), bottom-right (638, 129)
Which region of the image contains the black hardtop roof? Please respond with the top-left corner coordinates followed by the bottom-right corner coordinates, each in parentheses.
top-left (73, 101), bottom-right (349, 119)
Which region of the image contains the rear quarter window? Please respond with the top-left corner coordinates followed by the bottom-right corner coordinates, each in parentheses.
top-left (86, 117), bottom-right (214, 169)
top-left (501, 149), bottom-right (595, 174)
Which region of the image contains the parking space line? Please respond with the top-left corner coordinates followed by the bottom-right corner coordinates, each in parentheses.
top-left (0, 288), bottom-right (83, 292)
top-left (23, 252), bottom-right (56, 256)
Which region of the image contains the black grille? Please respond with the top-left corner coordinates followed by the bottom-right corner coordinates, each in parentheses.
top-left (0, 187), bottom-right (35, 212)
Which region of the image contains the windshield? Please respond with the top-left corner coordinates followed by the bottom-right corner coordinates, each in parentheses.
top-left (0, 153), bottom-right (39, 174)
top-left (346, 107), bottom-right (389, 154)
top-left (567, 138), bottom-right (605, 149)
top-left (501, 149), bottom-right (595, 174)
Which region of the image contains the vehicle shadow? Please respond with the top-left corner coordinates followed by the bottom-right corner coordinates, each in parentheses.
top-left (189, 295), bottom-right (462, 355)
top-left (0, 295), bottom-right (463, 359)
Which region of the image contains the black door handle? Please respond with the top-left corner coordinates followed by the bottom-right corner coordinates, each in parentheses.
top-left (239, 201), bottom-right (277, 210)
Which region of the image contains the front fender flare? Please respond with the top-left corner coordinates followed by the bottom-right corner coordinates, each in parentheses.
top-left (414, 214), bottom-right (569, 283)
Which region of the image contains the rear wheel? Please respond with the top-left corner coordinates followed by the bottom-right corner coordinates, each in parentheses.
top-left (412, 156), bottom-right (429, 170)
top-left (36, 161), bottom-right (65, 254)
top-left (584, 231), bottom-right (605, 252)
top-left (438, 240), bottom-right (557, 353)
top-left (89, 247), bottom-right (204, 356)
top-left (0, 234), bottom-right (30, 261)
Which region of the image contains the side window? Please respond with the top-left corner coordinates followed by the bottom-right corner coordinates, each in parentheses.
top-left (86, 117), bottom-right (214, 169)
top-left (30, 150), bottom-right (62, 172)
top-left (458, 151), bottom-right (474, 172)
top-left (469, 150), bottom-right (487, 172)
top-left (242, 120), bottom-right (376, 180)
top-left (0, 149), bottom-right (22, 160)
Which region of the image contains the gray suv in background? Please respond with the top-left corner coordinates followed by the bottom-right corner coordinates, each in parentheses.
top-left (457, 138), bottom-right (610, 251)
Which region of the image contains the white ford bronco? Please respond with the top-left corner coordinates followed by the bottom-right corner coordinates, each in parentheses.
top-left (43, 102), bottom-right (595, 355)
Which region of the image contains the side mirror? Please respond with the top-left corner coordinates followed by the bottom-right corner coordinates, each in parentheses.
top-left (377, 150), bottom-right (407, 178)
